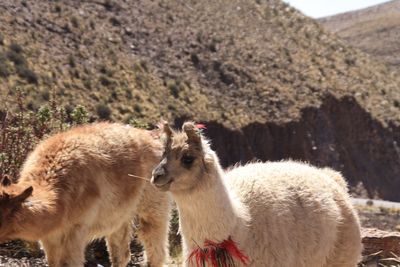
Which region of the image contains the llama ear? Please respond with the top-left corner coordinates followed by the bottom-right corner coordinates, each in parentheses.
top-left (0, 192), bottom-right (10, 202)
top-left (161, 122), bottom-right (173, 148)
top-left (162, 122), bottom-right (173, 137)
top-left (183, 122), bottom-right (201, 146)
top-left (12, 186), bottom-right (33, 204)
top-left (0, 175), bottom-right (11, 187)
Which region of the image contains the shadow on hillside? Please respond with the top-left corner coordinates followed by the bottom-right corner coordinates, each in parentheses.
top-left (177, 94), bottom-right (400, 201)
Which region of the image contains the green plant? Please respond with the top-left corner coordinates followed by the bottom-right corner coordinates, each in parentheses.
top-left (99, 75), bottom-right (112, 86)
top-left (41, 90), bottom-right (50, 101)
top-left (37, 106), bottom-right (52, 123)
top-left (89, 20), bottom-right (96, 30)
top-left (96, 103), bottom-right (111, 120)
top-left (68, 55), bottom-right (76, 68)
top-left (99, 65), bottom-right (114, 77)
top-left (70, 16), bottom-right (79, 28)
top-left (167, 80), bottom-right (180, 98)
top-left (109, 17), bottom-right (121, 26)
top-left (6, 50), bottom-right (26, 65)
top-left (104, 0), bottom-right (115, 11)
top-left (125, 88), bottom-right (132, 99)
top-left (139, 60), bottom-right (148, 72)
top-left (16, 65), bottom-right (38, 84)
top-left (0, 61), bottom-right (9, 78)
top-left (55, 4), bottom-right (62, 13)
top-left (83, 78), bottom-right (92, 89)
top-left (9, 43), bottom-right (23, 54)
top-left (133, 103), bottom-right (142, 114)
top-left (128, 118), bottom-right (151, 129)
top-left (71, 105), bottom-right (89, 124)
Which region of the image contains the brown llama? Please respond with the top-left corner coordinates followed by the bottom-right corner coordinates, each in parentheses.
top-left (0, 122), bottom-right (170, 267)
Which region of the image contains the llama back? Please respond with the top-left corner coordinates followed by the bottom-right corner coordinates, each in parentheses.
top-left (320, 167), bottom-right (349, 191)
top-left (225, 161), bottom-right (347, 201)
top-left (20, 123), bottom-right (162, 185)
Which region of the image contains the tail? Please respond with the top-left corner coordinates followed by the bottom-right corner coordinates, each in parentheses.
top-left (321, 167), bottom-right (348, 191)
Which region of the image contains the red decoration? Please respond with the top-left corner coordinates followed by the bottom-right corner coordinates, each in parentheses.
top-left (195, 123), bottom-right (207, 130)
top-left (188, 236), bottom-right (250, 267)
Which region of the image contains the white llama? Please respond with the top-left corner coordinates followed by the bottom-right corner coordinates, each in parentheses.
top-left (0, 122), bottom-right (170, 267)
top-left (151, 122), bottom-right (361, 267)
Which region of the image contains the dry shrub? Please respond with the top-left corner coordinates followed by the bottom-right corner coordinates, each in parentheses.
top-left (0, 90), bottom-right (88, 181)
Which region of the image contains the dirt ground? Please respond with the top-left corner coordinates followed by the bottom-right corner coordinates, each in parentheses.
top-left (0, 204), bottom-right (398, 266)
top-left (358, 206), bottom-right (400, 232)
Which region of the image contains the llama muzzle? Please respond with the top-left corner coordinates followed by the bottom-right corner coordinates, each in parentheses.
top-left (151, 166), bottom-right (172, 191)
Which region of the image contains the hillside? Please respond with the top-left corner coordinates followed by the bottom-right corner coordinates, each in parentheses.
top-left (319, 0), bottom-right (400, 71)
top-left (1, 0), bottom-right (400, 200)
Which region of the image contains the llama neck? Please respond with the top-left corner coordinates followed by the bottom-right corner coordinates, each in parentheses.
top-left (173, 163), bottom-right (248, 249)
top-left (14, 182), bottom-right (58, 241)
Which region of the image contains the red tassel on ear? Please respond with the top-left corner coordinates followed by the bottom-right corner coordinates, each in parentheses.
top-left (195, 123), bottom-right (206, 130)
top-left (188, 236), bottom-right (249, 267)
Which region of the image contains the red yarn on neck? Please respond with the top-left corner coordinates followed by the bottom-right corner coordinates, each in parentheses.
top-left (188, 236), bottom-right (250, 267)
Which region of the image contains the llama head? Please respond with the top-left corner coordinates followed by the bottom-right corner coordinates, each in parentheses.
top-left (151, 121), bottom-right (214, 192)
top-left (0, 175), bottom-right (33, 242)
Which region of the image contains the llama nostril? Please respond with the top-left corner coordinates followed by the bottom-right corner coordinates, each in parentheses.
top-left (152, 167), bottom-right (165, 183)
top-left (154, 173), bottom-right (162, 180)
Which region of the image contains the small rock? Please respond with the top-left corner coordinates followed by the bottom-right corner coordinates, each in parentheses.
top-left (362, 228), bottom-right (400, 258)
top-left (125, 27), bottom-right (133, 35)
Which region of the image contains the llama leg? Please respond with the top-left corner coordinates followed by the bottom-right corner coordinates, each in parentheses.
top-left (106, 222), bottom-right (132, 267)
top-left (323, 200), bottom-right (362, 267)
top-left (137, 214), bottom-right (169, 267)
top-left (41, 227), bottom-right (88, 267)
top-left (41, 238), bottom-right (63, 267)
top-left (57, 226), bottom-right (89, 267)
top-left (136, 186), bottom-right (171, 267)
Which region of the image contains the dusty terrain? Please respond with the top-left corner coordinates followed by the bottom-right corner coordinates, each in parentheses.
top-left (1, 0), bottom-right (400, 126)
top-left (319, 0), bottom-right (400, 71)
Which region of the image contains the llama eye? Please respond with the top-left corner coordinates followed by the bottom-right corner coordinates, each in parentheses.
top-left (181, 155), bottom-right (195, 166)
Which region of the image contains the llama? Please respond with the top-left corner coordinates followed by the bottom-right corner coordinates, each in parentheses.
top-left (0, 122), bottom-right (170, 267)
top-left (151, 122), bottom-right (362, 267)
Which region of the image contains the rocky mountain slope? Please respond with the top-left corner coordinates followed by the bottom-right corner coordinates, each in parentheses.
top-left (319, 0), bottom-right (400, 71)
top-left (1, 0), bottom-right (400, 199)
